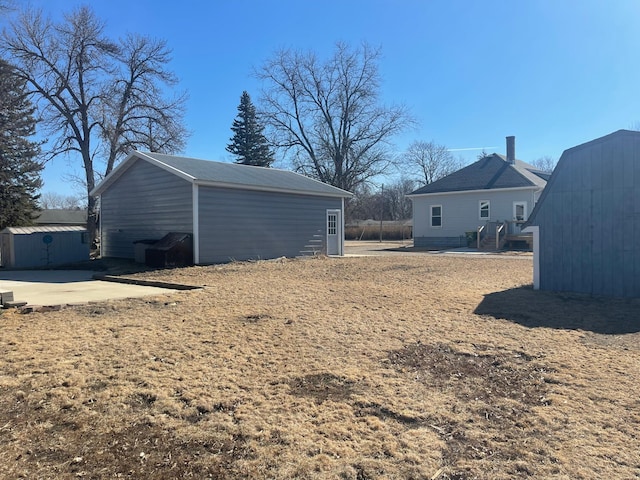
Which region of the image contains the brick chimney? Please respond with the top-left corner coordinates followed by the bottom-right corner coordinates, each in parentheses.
top-left (506, 136), bottom-right (515, 164)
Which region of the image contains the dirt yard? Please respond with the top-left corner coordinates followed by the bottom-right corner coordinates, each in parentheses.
top-left (0, 254), bottom-right (639, 479)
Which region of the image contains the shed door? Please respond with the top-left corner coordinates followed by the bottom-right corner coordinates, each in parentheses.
top-left (326, 209), bottom-right (342, 255)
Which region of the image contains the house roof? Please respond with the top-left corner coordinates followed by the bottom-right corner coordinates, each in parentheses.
top-left (33, 209), bottom-right (87, 225)
top-left (407, 154), bottom-right (548, 196)
top-left (2, 226), bottom-right (87, 235)
top-left (90, 151), bottom-right (353, 198)
top-left (523, 129), bottom-right (640, 228)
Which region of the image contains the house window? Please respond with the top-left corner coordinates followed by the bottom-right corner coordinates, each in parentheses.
top-left (479, 200), bottom-right (490, 220)
top-left (430, 205), bottom-right (442, 227)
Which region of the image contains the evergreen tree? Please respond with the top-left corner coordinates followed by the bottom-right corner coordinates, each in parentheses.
top-left (226, 91), bottom-right (274, 167)
top-left (0, 59), bottom-right (42, 230)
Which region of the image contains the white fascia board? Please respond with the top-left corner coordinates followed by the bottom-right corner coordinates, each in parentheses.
top-left (194, 179), bottom-right (352, 198)
top-left (89, 152), bottom-right (138, 196)
top-left (408, 186), bottom-right (539, 199)
top-left (90, 151), bottom-right (196, 196)
top-left (135, 151), bottom-right (196, 183)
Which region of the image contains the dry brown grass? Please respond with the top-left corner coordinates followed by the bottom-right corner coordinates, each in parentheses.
top-left (1, 255), bottom-right (639, 479)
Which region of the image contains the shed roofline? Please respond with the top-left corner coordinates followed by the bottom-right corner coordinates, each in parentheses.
top-left (523, 129), bottom-right (640, 228)
top-left (90, 151), bottom-right (196, 196)
top-left (194, 179), bottom-right (352, 198)
top-left (91, 151), bottom-right (352, 198)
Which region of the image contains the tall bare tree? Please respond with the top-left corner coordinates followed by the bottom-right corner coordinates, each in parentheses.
top-left (100, 33), bottom-right (188, 176)
top-left (256, 42), bottom-right (411, 192)
top-left (1, 6), bottom-right (188, 243)
top-left (404, 140), bottom-right (462, 186)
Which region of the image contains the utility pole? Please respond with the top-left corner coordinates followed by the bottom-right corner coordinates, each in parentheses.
top-left (379, 184), bottom-right (384, 243)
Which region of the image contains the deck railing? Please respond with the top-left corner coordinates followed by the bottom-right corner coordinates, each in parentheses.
top-left (477, 224), bottom-right (486, 249)
top-left (496, 222), bottom-right (506, 250)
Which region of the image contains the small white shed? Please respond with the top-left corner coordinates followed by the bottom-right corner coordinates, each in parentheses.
top-left (0, 226), bottom-right (89, 269)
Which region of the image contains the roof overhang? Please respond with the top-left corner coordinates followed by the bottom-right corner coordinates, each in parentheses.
top-left (195, 179), bottom-right (352, 198)
top-left (90, 151), bottom-right (196, 197)
top-left (408, 185), bottom-right (540, 199)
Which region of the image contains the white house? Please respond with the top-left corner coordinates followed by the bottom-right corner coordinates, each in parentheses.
top-left (408, 137), bottom-right (548, 249)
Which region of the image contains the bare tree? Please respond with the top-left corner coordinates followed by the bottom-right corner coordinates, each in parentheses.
top-left (256, 42), bottom-right (412, 192)
top-left (100, 33), bottom-right (188, 178)
top-left (0, 1), bottom-right (14, 13)
top-left (385, 178), bottom-right (415, 221)
top-left (530, 155), bottom-right (557, 173)
top-left (2, 6), bottom-right (188, 242)
top-left (39, 192), bottom-right (85, 209)
top-left (404, 140), bottom-right (462, 186)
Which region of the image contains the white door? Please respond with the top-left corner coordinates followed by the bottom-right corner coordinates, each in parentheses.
top-left (512, 202), bottom-right (527, 233)
top-left (326, 209), bottom-right (342, 255)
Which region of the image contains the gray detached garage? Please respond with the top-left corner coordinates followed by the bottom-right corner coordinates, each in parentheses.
top-left (523, 129), bottom-right (640, 297)
top-left (90, 151), bottom-right (352, 264)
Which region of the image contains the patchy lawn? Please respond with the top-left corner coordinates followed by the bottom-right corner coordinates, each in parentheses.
top-left (0, 255), bottom-right (638, 479)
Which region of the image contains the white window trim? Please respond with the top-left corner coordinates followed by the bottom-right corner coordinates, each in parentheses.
top-left (430, 205), bottom-right (442, 228)
top-left (513, 201), bottom-right (527, 222)
top-left (479, 200), bottom-right (490, 220)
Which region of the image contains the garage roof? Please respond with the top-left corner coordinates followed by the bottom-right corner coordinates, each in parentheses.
top-left (91, 151), bottom-right (353, 198)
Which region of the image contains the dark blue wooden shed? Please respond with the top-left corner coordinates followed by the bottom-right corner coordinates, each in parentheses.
top-left (523, 130), bottom-right (640, 297)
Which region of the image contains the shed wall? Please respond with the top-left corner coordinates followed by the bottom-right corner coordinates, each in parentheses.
top-left (534, 133), bottom-right (640, 297)
top-left (412, 188), bottom-right (538, 247)
top-left (100, 159), bottom-right (193, 259)
top-left (0, 231), bottom-right (89, 268)
top-left (197, 186), bottom-right (341, 264)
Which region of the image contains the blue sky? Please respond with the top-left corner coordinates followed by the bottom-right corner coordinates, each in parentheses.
top-left (8, 0), bottom-right (640, 197)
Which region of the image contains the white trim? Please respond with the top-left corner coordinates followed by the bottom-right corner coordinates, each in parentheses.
top-left (192, 184), bottom-right (200, 264)
top-left (430, 204), bottom-right (442, 228)
top-left (522, 226), bottom-right (539, 289)
top-left (513, 201), bottom-right (527, 222)
top-left (326, 208), bottom-right (342, 255)
top-left (479, 200), bottom-right (490, 220)
top-left (408, 186), bottom-right (539, 198)
top-left (341, 197), bottom-right (345, 255)
top-left (90, 151), bottom-right (196, 196)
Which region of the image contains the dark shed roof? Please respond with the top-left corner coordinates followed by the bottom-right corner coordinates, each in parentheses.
top-left (33, 209), bottom-right (87, 226)
top-left (524, 129), bottom-right (639, 228)
top-left (91, 151), bottom-right (353, 198)
top-left (408, 154), bottom-right (548, 195)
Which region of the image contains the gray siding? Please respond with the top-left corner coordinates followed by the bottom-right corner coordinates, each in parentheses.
top-left (100, 159), bottom-right (193, 259)
top-left (412, 188), bottom-right (539, 239)
top-left (0, 231), bottom-right (89, 268)
top-left (533, 132), bottom-right (640, 297)
top-left (197, 186), bottom-right (341, 264)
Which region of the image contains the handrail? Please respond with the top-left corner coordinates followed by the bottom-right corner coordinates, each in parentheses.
top-left (477, 225), bottom-right (485, 249)
top-left (495, 221), bottom-right (508, 250)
